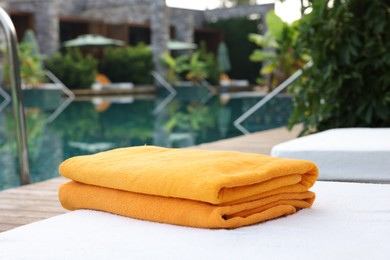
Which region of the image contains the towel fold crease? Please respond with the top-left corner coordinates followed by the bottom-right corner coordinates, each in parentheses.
top-left (58, 146), bottom-right (318, 228)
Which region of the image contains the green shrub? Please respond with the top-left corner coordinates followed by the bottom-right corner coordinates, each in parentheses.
top-left (198, 42), bottom-right (220, 85)
top-left (161, 43), bottom-right (219, 85)
top-left (2, 30), bottom-right (44, 87)
top-left (99, 44), bottom-right (153, 84)
top-left (6, 43), bottom-right (45, 86)
top-left (19, 30), bottom-right (45, 86)
top-left (45, 48), bottom-right (97, 89)
top-left (289, 0), bottom-right (390, 135)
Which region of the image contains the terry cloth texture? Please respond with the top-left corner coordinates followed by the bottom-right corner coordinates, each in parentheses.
top-left (59, 146), bottom-right (318, 229)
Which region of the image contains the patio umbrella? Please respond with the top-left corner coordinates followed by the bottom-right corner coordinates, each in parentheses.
top-left (63, 34), bottom-right (125, 48)
top-left (167, 40), bottom-right (197, 51)
top-left (217, 41), bottom-right (231, 73)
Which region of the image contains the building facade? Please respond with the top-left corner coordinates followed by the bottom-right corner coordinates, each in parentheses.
top-left (0, 0), bottom-right (273, 73)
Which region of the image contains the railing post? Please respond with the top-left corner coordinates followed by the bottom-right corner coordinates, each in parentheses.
top-left (0, 7), bottom-right (31, 184)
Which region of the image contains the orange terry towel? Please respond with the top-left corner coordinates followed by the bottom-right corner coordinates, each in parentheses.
top-left (58, 146), bottom-right (318, 229)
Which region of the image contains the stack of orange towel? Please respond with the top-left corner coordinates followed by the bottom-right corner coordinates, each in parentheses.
top-left (58, 146), bottom-right (318, 229)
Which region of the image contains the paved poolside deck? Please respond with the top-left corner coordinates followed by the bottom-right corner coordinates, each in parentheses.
top-left (0, 125), bottom-right (302, 232)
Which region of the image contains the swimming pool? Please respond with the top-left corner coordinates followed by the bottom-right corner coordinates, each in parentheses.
top-left (0, 89), bottom-right (292, 190)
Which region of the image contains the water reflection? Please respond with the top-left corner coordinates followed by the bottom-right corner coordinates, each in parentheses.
top-left (0, 89), bottom-right (292, 190)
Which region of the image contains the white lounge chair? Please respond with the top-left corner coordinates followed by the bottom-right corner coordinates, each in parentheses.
top-left (272, 128), bottom-right (390, 183)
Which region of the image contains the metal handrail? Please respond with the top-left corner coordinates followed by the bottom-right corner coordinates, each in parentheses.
top-left (0, 8), bottom-right (31, 184)
top-left (151, 71), bottom-right (177, 115)
top-left (234, 61), bottom-right (313, 135)
top-left (0, 85), bottom-right (11, 112)
top-left (44, 70), bottom-right (75, 123)
top-left (199, 79), bottom-right (217, 104)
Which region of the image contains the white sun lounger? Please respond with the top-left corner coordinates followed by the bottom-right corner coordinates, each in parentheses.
top-left (271, 128), bottom-right (390, 183)
top-left (1, 181), bottom-right (389, 260)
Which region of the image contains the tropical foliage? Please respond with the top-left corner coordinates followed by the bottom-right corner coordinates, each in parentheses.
top-left (2, 30), bottom-right (45, 87)
top-left (289, 0), bottom-right (390, 134)
top-left (249, 11), bottom-right (309, 91)
top-left (17, 43), bottom-right (45, 86)
top-left (162, 51), bottom-right (210, 83)
top-left (161, 45), bottom-right (218, 84)
top-left (20, 29), bottom-right (45, 86)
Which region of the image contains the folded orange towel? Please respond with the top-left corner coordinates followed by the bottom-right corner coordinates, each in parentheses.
top-left (58, 146), bottom-right (318, 228)
top-left (59, 181), bottom-right (315, 229)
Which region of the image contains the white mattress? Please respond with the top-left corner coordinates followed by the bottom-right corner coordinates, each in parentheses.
top-left (271, 128), bottom-right (390, 182)
top-left (1, 181), bottom-right (390, 260)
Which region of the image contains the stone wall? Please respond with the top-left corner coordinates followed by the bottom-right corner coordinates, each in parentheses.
top-left (78, 2), bottom-right (205, 30)
top-left (80, 4), bottom-right (150, 24)
top-left (6, 0), bottom-right (59, 55)
top-left (77, 0), bottom-right (153, 24)
top-left (169, 8), bottom-right (204, 43)
top-left (35, 0), bottom-right (59, 56)
top-left (85, 0), bottom-right (151, 9)
top-left (150, 0), bottom-right (168, 75)
top-left (58, 0), bottom-right (86, 16)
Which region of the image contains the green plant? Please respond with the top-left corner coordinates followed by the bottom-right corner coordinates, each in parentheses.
top-left (18, 43), bottom-right (45, 86)
top-left (2, 30), bottom-right (45, 87)
top-left (289, 0), bottom-right (390, 135)
top-left (161, 46), bottom-right (218, 84)
top-left (99, 44), bottom-right (153, 84)
top-left (45, 48), bottom-right (97, 89)
top-left (161, 52), bottom-right (190, 83)
top-left (20, 29), bottom-right (44, 86)
top-left (184, 52), bottom-right (208, 83)
top-left (198, 42), bottom-right (220, 85)
top-left (249, 11), bottom-right (309, 91)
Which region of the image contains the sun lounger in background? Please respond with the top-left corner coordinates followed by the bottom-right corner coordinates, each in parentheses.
top-left (93, 73), bottom-right (134, 91)
top-left (271, 128), bottom-right (390, 183)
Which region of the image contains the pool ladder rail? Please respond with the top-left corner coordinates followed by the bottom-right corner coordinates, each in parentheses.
top-left (151, 71), bottom-right (217, 115)
top-left (0, 7), bottom-right (31, 185)
top-left (233, 61), bottom-right (313, 135)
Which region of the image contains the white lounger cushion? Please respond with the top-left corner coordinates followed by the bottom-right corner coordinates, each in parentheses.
top-left (271, 128), bottom-right (390, 182)
top-left (1, 181), bottom-right (390, 260)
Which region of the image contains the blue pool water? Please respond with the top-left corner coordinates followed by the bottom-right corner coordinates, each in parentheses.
top-left (0, 88), bottom-right (292, 190)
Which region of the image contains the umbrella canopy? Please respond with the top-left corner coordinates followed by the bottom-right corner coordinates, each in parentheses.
top-left (167, 40), bottom-right (197, 50)
top-left (217, 41), bottom-right (231, 73)
top-left (63, 34), bottom-right (125, 48)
